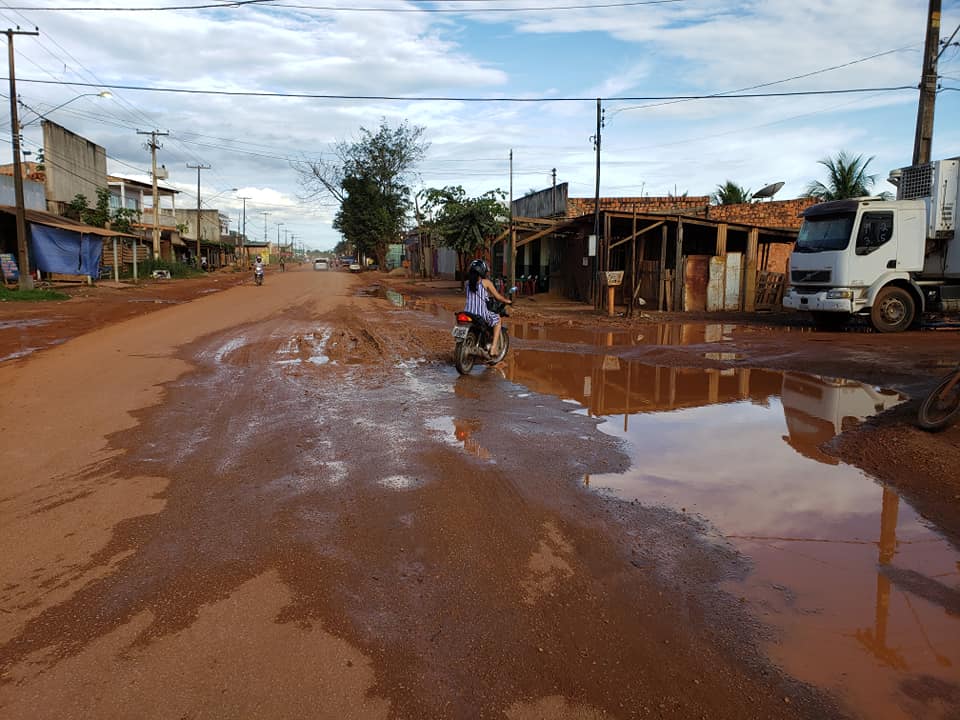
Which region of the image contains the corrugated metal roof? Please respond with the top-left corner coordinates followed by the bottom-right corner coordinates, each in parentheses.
top-left (0, 205), bottom-right (139, 238)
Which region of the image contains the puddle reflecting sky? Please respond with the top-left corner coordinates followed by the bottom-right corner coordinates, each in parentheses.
top-left (493, 347), bottom-right (960, 719)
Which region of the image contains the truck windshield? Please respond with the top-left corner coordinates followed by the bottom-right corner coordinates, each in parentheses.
top-left (795, 214), bottom-right (855, 253)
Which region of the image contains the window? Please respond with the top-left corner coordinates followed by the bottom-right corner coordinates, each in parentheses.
top-left (796, 214), bottom-right (855, 252)
top-left (855, 212), bottom-right (894, 255)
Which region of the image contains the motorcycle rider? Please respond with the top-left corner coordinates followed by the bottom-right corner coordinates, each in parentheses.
top-left (254, 255), bottom-right (265, 281)
top-left (464, 259), bottom-right (511, 358)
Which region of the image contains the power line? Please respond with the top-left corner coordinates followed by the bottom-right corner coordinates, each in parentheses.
top-left (0, 0), bottom-right (686, 13)
top-left (12, 77), bottom-right (919, 101)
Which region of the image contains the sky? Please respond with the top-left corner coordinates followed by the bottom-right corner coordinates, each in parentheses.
top-left (2, 0), bottom-right (959, 251)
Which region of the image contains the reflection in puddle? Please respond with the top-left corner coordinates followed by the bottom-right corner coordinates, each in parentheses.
top-left (511, 321), bottom-right (735, 347)
top-left (499, 348), bottom-right (958, 718)
top-left (426, 416), bottom-right (493, 461)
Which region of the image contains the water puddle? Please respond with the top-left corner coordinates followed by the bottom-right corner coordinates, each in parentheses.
top-left (498, 347), bottom-right (959, 718)
top-left (511, 321), bottom-right (735, 347)
top-left (0, 318), bottom-right (54, 331)
top-left (426, 416), bottom-right (493, 461)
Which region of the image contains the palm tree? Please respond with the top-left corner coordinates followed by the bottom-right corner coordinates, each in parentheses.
top-left (712, 180), bottom-right (752, 205)
top-left (805, 151), bottom-right (880, 200)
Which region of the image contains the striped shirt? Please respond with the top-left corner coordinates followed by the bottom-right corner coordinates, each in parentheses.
top-left (464, 280), bottom-right (500, 325)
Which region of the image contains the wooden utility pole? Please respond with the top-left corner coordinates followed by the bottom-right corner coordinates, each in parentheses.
top-left (6, 27), bottom-right (39, 290)
top-left (913, 0), bottom-right (941, 165)
top-left (138, 130), bottom-right (169, 259)
top-left (186, 162), bottom-right (210, 265)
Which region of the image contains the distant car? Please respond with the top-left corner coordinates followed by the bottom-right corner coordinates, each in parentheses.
top-left (313, 258), bottom-right (329, 271)
top-left (348, 262), bottom-right (362, 273)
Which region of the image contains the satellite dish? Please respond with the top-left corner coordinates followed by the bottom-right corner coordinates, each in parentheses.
top-left (753, 181), bottom-right (784, 200)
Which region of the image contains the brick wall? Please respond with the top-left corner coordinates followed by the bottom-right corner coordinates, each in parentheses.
top-left (705, 198), bottom-right (816, 230)
top-left (566, 196), bottom-right (711, 218)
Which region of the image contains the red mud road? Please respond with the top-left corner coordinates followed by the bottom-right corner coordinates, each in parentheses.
top-left (1, 268), bottom-right (959, 719)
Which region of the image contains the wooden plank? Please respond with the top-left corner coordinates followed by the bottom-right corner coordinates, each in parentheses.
top-left (744, 227), bottom-right (759, 311)
top-left (514, 218), bottom-right (576, 249)
top-left (673, 217), bottom-right (684, 312)
top-left (658, 225), bottom-right (667, 311)
top-left (607, 220), bottom-right (665, 250)
top-left (716, 223), bottom-right (727, 256)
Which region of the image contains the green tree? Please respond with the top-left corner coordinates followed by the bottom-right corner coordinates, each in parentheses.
top-left (66, 187), bottom-right (139, 232)
top-left (712, 180), bottom-right (752, 205)
top-left (297, 119), bottom-right (428, 267)
top-left (420, 186), bottom-right (507, 280)
top-left (805, 151), bottom-right (882, 200)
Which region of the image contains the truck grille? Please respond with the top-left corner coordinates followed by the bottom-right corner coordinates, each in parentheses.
top-left (791, 269), bottom-right (831, 283)
top-left (899, 163), bottom-right (933, 200)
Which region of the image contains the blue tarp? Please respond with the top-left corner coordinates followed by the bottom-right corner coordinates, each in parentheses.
top-left (29, 223), bottom-right (102, 279)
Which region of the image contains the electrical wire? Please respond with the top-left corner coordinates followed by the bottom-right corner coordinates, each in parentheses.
top-left (11, 77), bottom-right (919, 102)
top-left (0, 0), bottom-right (686, 13)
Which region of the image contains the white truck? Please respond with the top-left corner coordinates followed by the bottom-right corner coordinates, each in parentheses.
top-left (783, 156), bottom-right (959, 332)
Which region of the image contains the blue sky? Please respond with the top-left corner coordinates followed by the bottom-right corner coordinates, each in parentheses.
top-left (3, 0), bottom-right (959, 250)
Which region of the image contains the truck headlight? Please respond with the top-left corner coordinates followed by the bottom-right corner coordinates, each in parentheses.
top-left (826, 289), bottom-right (854, 300)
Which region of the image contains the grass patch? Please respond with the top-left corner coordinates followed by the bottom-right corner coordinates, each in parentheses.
top-left (0, 286), bottom-right (70, 302)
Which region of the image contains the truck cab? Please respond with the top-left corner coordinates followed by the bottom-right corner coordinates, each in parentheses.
top-left (783, 157), bottom-right (959, 332)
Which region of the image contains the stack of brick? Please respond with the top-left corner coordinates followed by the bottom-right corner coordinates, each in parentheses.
top-left (566, 196), bottom-right (711, 218)
top-left (705, 198), bottom-right (816, 230)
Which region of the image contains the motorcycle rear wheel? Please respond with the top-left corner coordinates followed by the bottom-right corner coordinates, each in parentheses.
top-left (917, 369), bottom-right (960, 431)
top-left (454, 334), bottom-right (477, 374)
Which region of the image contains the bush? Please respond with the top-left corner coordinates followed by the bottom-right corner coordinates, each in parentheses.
top-left (118, 259), bottom-right (203, 279)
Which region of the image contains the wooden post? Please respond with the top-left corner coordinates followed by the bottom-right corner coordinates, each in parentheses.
top-left (744, 227), bottom-right (759, 311)
top-left (658, 225), bottom-right (667, 311)
top-left (607, 285), bottom-right (615, 316)
top-left (629, 205), bottom-right (636, 316)
top-left (716, 223), bottom-right (727, 257)
top-left (673, 217), bottom-right (684, 312)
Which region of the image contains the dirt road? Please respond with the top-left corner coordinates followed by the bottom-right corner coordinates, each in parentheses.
top-left (1, 268), bottom-right (958, 719)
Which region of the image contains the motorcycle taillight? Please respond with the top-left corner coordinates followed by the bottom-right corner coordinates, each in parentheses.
top-left (455, 312), bottom-right (472, 324)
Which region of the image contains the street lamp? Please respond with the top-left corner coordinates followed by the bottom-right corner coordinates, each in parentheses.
top-left (20, 91), bottom-right (112, 127)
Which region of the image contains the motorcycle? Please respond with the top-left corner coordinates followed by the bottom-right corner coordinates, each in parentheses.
top-left (452, 288), bottom-right (515, 374)
top-left (917, 363), bottom-right (960, 431)
top-left (254, 266), bottom-right (264, 286)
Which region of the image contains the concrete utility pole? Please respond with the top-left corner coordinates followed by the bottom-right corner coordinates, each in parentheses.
top-left (912, 0), bottom-right (941, 165)
top-left (137, 129), bottom-right (169, 259)
top-left (6, 27), bottom-right (39, 291)
top-left (261, 211), bottom-right (270, 244)
top-left (237, 195), bottom-right (250, 266)
top-left (591, 98), bottom-right (603, 307)
top-left (186, 162), bottom-right (210, 264)
top-left (276, 222), bottom-right (284, 255)
top-left (508, 149), bottom-right (514, 292)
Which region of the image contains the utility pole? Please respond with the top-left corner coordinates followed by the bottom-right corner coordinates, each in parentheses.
top-left (186, 162), bottom-right (210, 265)
top-left (913, 0), bottom-right (941, 165)
top-left (137, 129), bottom-right (169, 259)
top-left (551, 167), bottom-right (557, 216)
top-left (237, 196), bottom-right (250, 267)
top-left (261, 211), bottom-right (270, 244)
top-left (276, 222), bottom-right (284, 256)
top-left (509, 149), bottom-right (514, 292)
top-left (591, 98), bottom-right (604, 307)
top-left (6, 27), bottom-right (39, 291)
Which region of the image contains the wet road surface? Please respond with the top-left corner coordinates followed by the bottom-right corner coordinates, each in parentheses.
top-left (1, 269), bottom-right (958, 719)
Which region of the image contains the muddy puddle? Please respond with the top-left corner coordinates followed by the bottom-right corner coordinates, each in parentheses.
top-left (483, 346), bottom-right (960, 719)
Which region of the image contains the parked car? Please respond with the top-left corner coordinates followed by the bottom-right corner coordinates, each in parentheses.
top-left (313, 258), bottom-right (329, 271)
top-left (349, 262), bottom-right (362, 273)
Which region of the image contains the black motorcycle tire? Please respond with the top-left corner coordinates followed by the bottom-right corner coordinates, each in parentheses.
top-left (487, 328), bottom-right (510, 365)
top-left (917, 370), bottom-right (960, 431)
top-left (255, 274), bottom-right (263, 286)
top-left (454, 333), bottom-right (478, 375)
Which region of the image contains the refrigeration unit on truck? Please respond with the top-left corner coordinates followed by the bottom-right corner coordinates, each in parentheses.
top-left (783, 156), bottom-right (960, 332)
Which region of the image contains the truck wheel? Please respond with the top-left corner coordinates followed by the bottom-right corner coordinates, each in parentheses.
top-left (870, 286), bottom-right (915, 333)
top-left (811, 312), bottom-right (849, 331)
